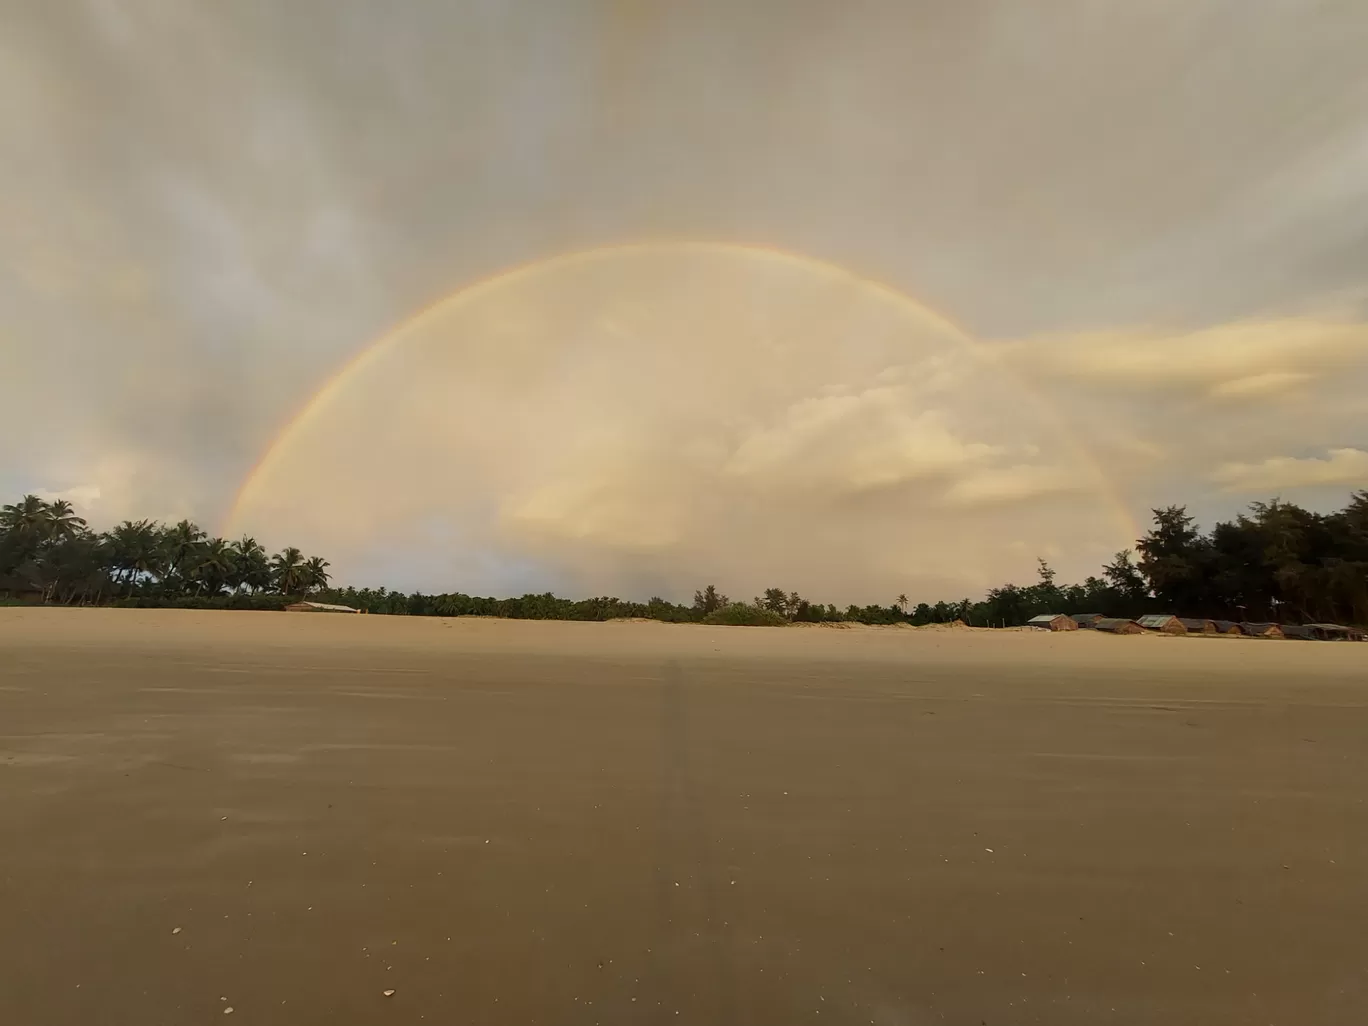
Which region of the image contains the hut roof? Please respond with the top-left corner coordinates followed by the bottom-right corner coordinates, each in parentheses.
top-left (1306, 623), bottom-right (1364, 640)
top-left (1178, 617), bottom-right (1213, 631)
top-left (286, 601), bottom-right (360, 613)
top-left (1070, 613), bottom-right (1104, 624)
top-left (1137, 614), bottom-right (1180, 629)
top-left (1027, 613), bottom-right (1068, 624)
top-left (1213, 620), bottom-right (1241, 633)
top-left (1240, 622), bottom-right (1281, 637)
top-left (1094, 617), bottom-right (1139, 632)
top-left (1280, 624), bottom-right (1314, 640)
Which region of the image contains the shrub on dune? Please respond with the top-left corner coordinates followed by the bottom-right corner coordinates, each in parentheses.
top-left (702, 603), bottom-right (788, 627)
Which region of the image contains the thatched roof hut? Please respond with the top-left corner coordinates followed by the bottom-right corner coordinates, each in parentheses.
top-left (1280, 624), bottom-right (1315, 641)
top-left (1212, 620), bottom-right (1242, 635)
top-left (1070, 613), bottom-right (1105, 627)
top-left (1137, 614), bottom-right (1186, 636)
top-left (1240, 622), bottom-right (1284, 639)
top-left (1306, 623), bottom-right (1364, 641)
top-left (1026, 613), bottom-right (1078, 631)
top-left (1095, 618), bottom-right (1143, 635)
top-left (1179, 617), bottom-right (1217, 634)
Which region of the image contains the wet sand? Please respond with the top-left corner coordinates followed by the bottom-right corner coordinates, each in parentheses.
top-left (2, 608), bottom-right (1366, 1025)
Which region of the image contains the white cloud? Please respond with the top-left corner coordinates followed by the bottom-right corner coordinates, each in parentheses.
top-left (501, 456), bottom-right (683, 551)
top-left (941, 464), bottom-right (1084, 507)
top-left (34, 484), bottom-right (102, 511)
top-left (1212, 448), bottom-right (1368, 492)
top-left (1002, 319), bottom-right (1368, 400)
top-left (723, 390), bottom-right (1001, 494)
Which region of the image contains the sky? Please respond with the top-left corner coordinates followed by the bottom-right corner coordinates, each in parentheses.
top-left (3, 0), bottom-right (1367, 603)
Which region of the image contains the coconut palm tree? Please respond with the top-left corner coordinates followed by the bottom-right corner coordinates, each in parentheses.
top-left (897, 593), bottom-right (909, 614)
top-left (108, 519), bottom-right (160, 592)
top-left (301, 556), bottom-right (331, 594)
top-left (32, 533), bottom-right (108, 605)
top-left (271, 546), bottom-right (306, 595)
top-left (230, 536), bottom-right (271, 594)
top-left (163, 519), bottom-right (205, 565)
top-left (190, 538), bottom-right (235, 596)
top-left (160, 520), bottom-right (206, 593)
top-left (44, 499), bottom-right (87, 541)
top-left (1, 494), bottom-right (50, 544)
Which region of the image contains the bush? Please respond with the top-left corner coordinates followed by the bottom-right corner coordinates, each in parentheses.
top-left (702, 603), bottom-right (788, 627)
top-left (109, 594), bottom-right (291, 611)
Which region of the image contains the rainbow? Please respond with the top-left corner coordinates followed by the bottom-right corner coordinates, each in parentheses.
top-left (224, 241), bottom-right (1138, 543)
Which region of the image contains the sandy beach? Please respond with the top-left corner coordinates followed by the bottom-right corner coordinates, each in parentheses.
top-left (2, 608), bottom-right (1365, 1025)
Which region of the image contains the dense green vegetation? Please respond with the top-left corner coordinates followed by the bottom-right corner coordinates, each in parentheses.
top-left (4, 491), bottom-right (1366, 626)
top-left (0, 495), bottom-right (330, 605)
top-left (700, 603), bottom-right (789, 627)
top-left (1129, 496), bottom-right (1368, 625)
top-left (313, 493), bottom-right (1368, 627)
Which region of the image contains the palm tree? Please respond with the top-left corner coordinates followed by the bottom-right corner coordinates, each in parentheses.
top-left (44, 499), bottom-right (87, 541)
top-left (1, 494), bottom-right (50, 544)
top-left (271, 546), bottom-right (306, 595)
top-left (160, 520), bottom-right (206, 594)
top-left (32, 534), bottom-right (108, 605)
top-left (108, 519), bottom-right (161, 593)
top-left (190, 538), bottom-right (235, 596)
top-left (301, 556), bottom-right (331, 594)
top-left (897, 593), bottom-right (909, 614)
top-left (231, 536), bottom-right (271, 594)
top-left (227, 537), bottom-right (253, 593)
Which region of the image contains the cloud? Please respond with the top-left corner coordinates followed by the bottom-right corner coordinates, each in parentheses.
top-left (1002, 318), bottom-right (1368, 400)
top-left (723, 390), bottom-right (1002, 494)
top-left (23, 451), bottom-right (205, 528)
top-left (1212, 448), bottom-right (1368, 493)
top-left (501, 448), bottom-right (685, 552)
top-left (227, 245), bottom-right (1134, 600)
top-left (33, 484), bottom-right (102, 513)
top-left (1208, 371), bottom-right (1314, 401)
top-left (6, 3), bottom-right (1368, 598)
top-left (941, 464), bottom-right (1084, 508)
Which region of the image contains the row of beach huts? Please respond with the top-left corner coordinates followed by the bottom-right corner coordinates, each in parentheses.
top-left (1027, 612), bottom-right (1365, 641)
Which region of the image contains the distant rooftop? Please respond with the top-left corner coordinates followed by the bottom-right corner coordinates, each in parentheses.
top-left (286, 601), bottom-right (359, 613)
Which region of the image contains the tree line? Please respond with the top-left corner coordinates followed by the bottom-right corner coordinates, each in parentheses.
top-left (1131, 495), bottom-right (1368, 625)
top-left (0, 494), bottom-right (331, 606)
top-left (313, 493), bottom-right (1368, 628)
top-left (4, 490), bottom-right (1365, 626)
